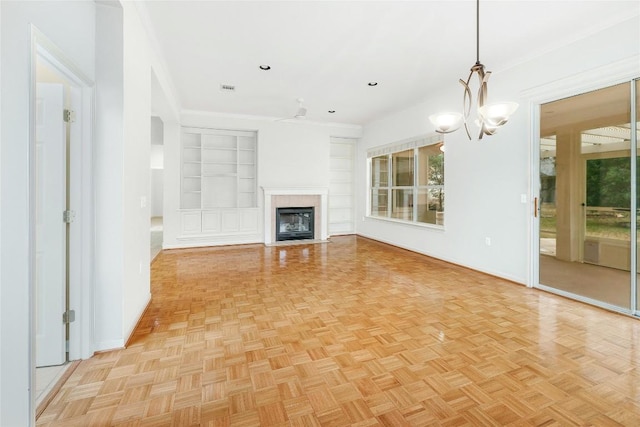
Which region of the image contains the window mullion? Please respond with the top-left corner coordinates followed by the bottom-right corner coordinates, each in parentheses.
top-left (413, 149), bottom-right (418, 222)
top-left (387, 154), bottom-right (392, 217)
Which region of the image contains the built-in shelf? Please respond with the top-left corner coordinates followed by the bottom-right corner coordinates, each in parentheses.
top-left (180, 128), bottom-right (259, 239)
top-left (181, 128), bottom-right (257, 210)
top-left (329, 138), bottom-right (356, 236)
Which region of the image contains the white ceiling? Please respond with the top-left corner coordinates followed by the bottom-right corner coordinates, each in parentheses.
top-left (142, 1), bottom-right (639, 126)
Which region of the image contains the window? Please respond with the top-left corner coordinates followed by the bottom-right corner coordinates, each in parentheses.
top-left (370, 156), bottom-right (389, 217)
top-left (368, 135), bottom-right (444, 226)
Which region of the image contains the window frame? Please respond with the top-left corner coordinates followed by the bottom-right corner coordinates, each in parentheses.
top-left (367, 134), bottom-right (445, 228)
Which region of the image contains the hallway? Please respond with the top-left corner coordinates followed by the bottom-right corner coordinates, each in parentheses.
top-left (150, 216), bottom-right (163, 263)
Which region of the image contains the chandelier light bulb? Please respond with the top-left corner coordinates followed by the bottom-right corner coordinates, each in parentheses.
top-left (478, 102), bottom-right (519, 127)
top-left (429, 112), bottom-right (463, 134)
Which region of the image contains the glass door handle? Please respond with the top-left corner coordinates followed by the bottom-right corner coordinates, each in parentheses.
top-left (534, 197), bottom-right (538, 218)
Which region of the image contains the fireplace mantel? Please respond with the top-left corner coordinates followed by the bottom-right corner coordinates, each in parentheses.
top-left (262, 187), bottom-right (329, 245)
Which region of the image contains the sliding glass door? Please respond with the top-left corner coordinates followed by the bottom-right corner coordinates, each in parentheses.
top-left (539, 81), bottom-right (637, 312)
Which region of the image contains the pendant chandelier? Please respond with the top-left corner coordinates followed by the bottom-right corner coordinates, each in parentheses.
top-left (429, 0), bottom-right (518, 140)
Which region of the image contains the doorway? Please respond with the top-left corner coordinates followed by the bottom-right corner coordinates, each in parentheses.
top-left (537, 80), bottom-right (639, 313)
top-left (34, 68), bottom-right (70, 406)
top-left (30, 28), bottom-right (95, 414)
top-left (150, 116), bottom-right (164, 262)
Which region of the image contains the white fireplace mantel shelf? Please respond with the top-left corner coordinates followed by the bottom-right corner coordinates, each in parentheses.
top-left (263, 187), bottom-right (329, 196)
top-left (262, 187), bottom-right (329, 245)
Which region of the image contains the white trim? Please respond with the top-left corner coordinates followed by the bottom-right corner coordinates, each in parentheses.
top-left (93, 339), bottom-right (125, 353)
top-left (182, 126), bottom-right (255, 137)
top-left (365, 214), bottom-right (444, 232)
top-left (522, 55), bottom-right (639, 294)
top-left (366, 132), bottom-right (442, 158)
top-left (520, 56), bottom-right (640, 104)
top-left (527, 101), bottom-right (540, 289)
top-left (175, 232), bottom-right (261, 241)
top-left (29, 27), bottom-right (96, 421)
top-left (329, 136), bottom-right (360, 143)
top-left (631, 79), bottom-right (638, 314)
top-left (33, 29), bottom-right (92, 87)
top-left (165, 235), bottom-right (262, 249)
top-left (358, 233), bottom-right (526, 286)
top-left (181, 109), bottom-right (363, 130)
top-left (68, 85), bottom-right (83, 361)
top-left (82, 87), bottom-right (95, 359)
top-left (535, 284), bottom-right (634, 317)
top-left (122, 293), bottom-right (151, 348)
top-left (498, 14), bottom-right (640, 76)
top-left (28, 26), bottom-right (38, 426)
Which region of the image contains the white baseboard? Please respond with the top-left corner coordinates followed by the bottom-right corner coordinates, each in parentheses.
top-left (357, 232), bottom-right (526, 285)
top-left (93, 339), bottom-right (125, 353)
top-left (164, 235), bottom-right (262, 249)
top-left (123, 293), bottom-right (152, 347)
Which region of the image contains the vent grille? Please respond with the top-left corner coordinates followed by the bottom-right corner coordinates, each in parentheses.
top-left (220, 84), bottom-right (236, 92)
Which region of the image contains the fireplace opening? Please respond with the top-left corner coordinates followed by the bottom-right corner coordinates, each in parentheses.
top-left (276, 207), bottom-right (314, 241)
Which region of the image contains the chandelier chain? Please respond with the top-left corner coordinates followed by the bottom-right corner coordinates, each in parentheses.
top-left (476, 0), bottom-right (480, 64)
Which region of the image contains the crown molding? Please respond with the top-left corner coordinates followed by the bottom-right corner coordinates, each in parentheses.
top-left (180, 109), bottom-right (362, 130)
top-left (497, 12), bottom-right (640, 75)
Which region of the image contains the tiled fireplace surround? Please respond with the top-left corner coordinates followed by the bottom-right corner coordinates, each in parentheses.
top-left (262, 187), bottom-right (329, 245)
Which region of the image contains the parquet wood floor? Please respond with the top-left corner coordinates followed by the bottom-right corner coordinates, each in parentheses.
top-left (37, 236), bottom-right (640, 426)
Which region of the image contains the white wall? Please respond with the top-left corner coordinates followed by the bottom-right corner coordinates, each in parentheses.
top-left (93, 1), bottom-right (170, 352)
top-left (163, 113), bottom-right (362, 248)
top-left (146, 11), bottom-right (181, 250)
top-left (94, 1), bottom-right (125, 352)
top-left (357, 16), bottom-right (640, 284)
top-left (0, 0), bottom-right (6, 420)
top-left (0, 1), bottom-right (95, 425)
top-left (0, 1), bottom-right (176, 421)
top-left (0, 1), bottom-right (4, 422)
top-left (121, 1), bottom-right (153, 344)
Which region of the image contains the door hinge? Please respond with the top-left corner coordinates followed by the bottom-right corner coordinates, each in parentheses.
top-left (62, 310), bottom-right (76, 324)
top-left (63, 210), bottom-right (76, 224)
top-left (63, 109), bottom-right (76, 123)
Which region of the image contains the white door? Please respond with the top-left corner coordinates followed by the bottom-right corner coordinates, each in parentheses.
top-left (35, 83), bottom-right (67, 367)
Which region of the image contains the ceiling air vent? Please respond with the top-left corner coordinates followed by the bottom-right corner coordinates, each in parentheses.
top-left (220, 84), bottom-right (236, 92)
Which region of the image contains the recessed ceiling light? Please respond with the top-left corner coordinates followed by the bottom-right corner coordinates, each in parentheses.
top-left (259, 65), bottom-right (271, 71)
top-left (368, 82), bottom-right (378, 87)
top-left (328, 110), bottom-right (335, 114)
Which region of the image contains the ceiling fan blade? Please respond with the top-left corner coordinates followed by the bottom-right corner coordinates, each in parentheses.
top-left (274, 97), bottom-right (307, 122)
